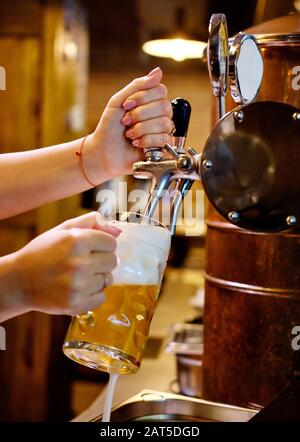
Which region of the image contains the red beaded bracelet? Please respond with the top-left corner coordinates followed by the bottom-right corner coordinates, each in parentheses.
top-left (75, 135), bottom-right (98, 187)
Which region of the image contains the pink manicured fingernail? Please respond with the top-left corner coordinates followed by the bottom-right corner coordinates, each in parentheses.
top-left (147, 67), bottom-right (161, 76)
top-left (123, 100), bottom-right (136, 111)
top-left (102, 224), bottom-right (122, 237)
top-left (126, 129), bottom-right (134, 139)
top-left (108, 226), bottom-right (122, 237)
top-left (132, 139), bottom-right (140, 147)
top-left (122, 115), bottom-right (133, 125)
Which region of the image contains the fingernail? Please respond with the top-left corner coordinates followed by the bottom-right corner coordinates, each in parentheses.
top-left (122, 115), bottom-right (133, 126)
top-left (123, 100), bottom-right (136, 111)
top-left (126, 128), bottom-right (134, 139)
top-left (132, 139), bottom-right (140, 147)
top-left (108, 226), bottom-right (122, 237)
top-left (147, 67), bottom-right (161, 76)
top-left (102, 224), bottom-right (122, 237)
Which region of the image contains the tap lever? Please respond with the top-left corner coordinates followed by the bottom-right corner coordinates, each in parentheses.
top-left (172, 98), bottom-right (191, 138)
top-left (133, 98), bottom-right (200, 230)
top-left (171, 98), bottom-right (191, 153)
top-left (163, 142), bottom-right (180, 159)
top-left (170, 179), bottom-right (193, 235)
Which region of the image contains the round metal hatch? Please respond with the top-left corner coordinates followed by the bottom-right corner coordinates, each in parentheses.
top-left (201, 101), bottom-right (300, 232)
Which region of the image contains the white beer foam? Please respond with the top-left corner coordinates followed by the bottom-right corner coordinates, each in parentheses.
top-left (111, 222), bottom-right (171, 285)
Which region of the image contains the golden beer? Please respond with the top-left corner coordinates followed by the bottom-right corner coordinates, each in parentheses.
top-left (63, 212), bottom-right (171, 375)
top-left (63, 284), bottom-right (159, 374)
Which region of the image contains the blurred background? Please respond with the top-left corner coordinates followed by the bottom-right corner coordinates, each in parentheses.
top-left (0, 0), bottom-right (298, 421)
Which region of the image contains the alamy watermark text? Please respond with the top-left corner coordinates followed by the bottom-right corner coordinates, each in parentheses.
top-left (0, 326), bottom-right (6, 350)
top-left (292, 66), bottom-right (300, 91)
top-left (292, 326), bottom-right (300, 351)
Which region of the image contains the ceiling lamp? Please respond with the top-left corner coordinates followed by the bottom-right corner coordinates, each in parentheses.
top-left (142, 37), bottom-right (206, 62)
top-left (142, 7), bottom-right (207, 62)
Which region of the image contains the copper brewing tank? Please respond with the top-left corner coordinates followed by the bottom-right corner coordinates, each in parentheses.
top-left (202, 14), bottom-right (300, 409)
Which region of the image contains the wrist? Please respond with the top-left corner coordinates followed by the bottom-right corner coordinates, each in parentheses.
top-left (78, 133), bottom-right (111, 186)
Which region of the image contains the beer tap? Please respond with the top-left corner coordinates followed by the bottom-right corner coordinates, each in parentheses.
top-left (133, 14), bottom-right (290, 235)
top-left (133, 98), bottom-right (202, 234)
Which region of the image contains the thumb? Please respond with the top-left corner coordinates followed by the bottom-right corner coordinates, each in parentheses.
top-left (108, 67), bottom-right (163, 108)
top-left (56, 212), bottom-right (122, 238)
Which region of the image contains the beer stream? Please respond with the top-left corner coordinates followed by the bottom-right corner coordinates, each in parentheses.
top-left (102, 371), bottom-right (120, 422)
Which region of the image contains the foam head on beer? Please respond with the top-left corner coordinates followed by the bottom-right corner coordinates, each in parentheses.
top-left (112, 221), bottom-right (171, 287)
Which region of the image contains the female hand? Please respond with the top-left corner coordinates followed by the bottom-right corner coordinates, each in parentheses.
top-left (0, 68), bottom-right (173, 222)
top-left (88, 67), bottom-right (173, 180)
top-left (13, 212), bottom-right (120, 316)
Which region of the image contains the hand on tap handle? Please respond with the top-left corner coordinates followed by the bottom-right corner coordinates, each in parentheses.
top-left (142, 97), bottom-right (192, 162)
top-left (0, 68), bottom-right (173, 220)
top-left (114, 66), bottom-right (173, 162)
top-left (133, 97), bottom-right (198, 228)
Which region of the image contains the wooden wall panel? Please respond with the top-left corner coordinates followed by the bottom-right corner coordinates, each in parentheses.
top-left (0, 0), bottom-right (42, 36)
top-left (0, 38), bottom-right (41, 152)
top-left (0, 0), bottom-right (88, 421)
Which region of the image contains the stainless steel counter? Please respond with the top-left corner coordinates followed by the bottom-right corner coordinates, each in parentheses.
top-left (93, 390), bottom-right (257, 422)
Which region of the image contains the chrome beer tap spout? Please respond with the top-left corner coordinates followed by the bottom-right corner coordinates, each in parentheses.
top-left (133, 143), bottom-right (202, 221)
top-left (133, 98), bottom-right (202, 231)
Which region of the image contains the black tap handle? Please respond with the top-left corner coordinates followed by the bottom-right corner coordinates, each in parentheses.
top-left (171, 98), bottom-right (191, 138)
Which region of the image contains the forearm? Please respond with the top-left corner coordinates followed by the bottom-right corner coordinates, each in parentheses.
top-left (0, 135), bottom-right (110, 220)
top-left (0, 252), bottom-right (29, 323)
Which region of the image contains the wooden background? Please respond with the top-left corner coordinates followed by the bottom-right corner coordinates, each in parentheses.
top-left (0, 0), bottom-right (88, 420)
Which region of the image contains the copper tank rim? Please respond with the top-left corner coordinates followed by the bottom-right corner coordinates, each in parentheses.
top-left (230, 13), bottom-right (300, 45)
top-left (204, 272), bottom-right (300, 299)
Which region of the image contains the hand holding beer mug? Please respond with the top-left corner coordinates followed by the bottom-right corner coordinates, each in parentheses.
top-left (63, 212), bottom-right (171, 375)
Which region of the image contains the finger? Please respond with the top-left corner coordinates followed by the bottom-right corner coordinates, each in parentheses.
top-left (123, 84), bottom-right (168, 110)
top-left (126, 117), bottom-right (173, 140)
top-left (58, 212), bottom-right (122, 238)
top-left (95, 221), bottom-right (122, 238)
top-left (88, 252), bottom-right (118, 274)
top-left (57, 211), bottom-right (100, 230)
top-left (122, 100), bottom-right (172, 126)
top-left (93, 272), bottom-right (113, 289)
top-left (132, 133), bottom-right (173, 149)
top-left (85, 272), bottom-right (113, 295)
top-left (67, 292), bottom-right (106, 316)
top-left (93, 212), bottom-right (122, 237)
top-left (69, 272), bottom-right (113, 314)
top-left (72, 253), bottom-right (116, 278)
top-left (68, 228), bottom-right (117, 253)
top-left (108, 68), bottom-right (163, 108)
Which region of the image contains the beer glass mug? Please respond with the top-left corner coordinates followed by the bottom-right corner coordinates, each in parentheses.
top-left (63, 212), bottom-right (171, 375)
